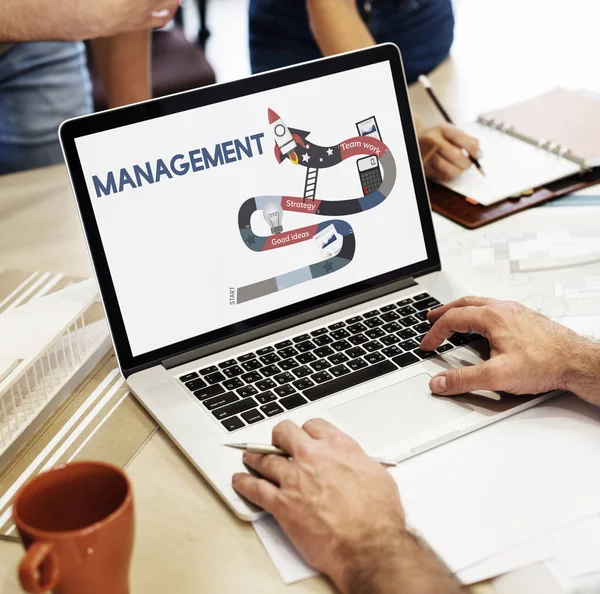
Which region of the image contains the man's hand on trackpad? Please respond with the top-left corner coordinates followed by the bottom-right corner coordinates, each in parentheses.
top-left (421, 296), bottom-right (600, 405)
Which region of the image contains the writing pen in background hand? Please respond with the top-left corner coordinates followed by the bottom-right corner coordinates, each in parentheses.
top-left (418, 74), bottom-right (486, 177)
top-left (225, 443), bottom-right (398, 467)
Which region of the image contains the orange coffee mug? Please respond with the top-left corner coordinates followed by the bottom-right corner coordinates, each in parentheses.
top-left (12, 461), bottom-right (134, 594)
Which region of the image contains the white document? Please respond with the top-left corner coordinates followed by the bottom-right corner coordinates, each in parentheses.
top-left (437, 122), bottom-right (580, 206)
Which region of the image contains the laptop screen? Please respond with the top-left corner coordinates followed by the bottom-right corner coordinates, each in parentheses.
top-left (72, 54), bottom-right (433, 360)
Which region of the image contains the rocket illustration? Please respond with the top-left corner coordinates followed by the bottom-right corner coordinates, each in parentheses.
top-left (268, 108), bottom-right (305, 165)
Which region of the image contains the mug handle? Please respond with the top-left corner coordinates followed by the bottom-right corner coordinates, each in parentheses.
top-left (19, 541), bottom-right (60, 593)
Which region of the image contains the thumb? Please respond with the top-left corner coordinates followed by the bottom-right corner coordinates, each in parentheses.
top-left (430, 362), bottom-right (498, 396)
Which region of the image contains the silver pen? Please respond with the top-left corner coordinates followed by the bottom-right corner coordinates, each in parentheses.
top-left (225, 443), bottom-right (398, 467)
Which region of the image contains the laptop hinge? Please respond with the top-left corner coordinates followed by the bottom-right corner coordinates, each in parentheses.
top-left (161, 276), bottom-right (418, 370)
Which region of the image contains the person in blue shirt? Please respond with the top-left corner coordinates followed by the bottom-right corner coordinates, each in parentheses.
top-left (249, 0), bottom-right (479, 182)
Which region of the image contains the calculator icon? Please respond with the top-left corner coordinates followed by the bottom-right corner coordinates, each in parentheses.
top-left (357, 155), bottom-right (382, 196)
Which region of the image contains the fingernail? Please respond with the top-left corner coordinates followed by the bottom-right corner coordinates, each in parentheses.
top-left (431, 375), bottom-right (447, 394)
top-left (232, 473), bottom-right (240, 484)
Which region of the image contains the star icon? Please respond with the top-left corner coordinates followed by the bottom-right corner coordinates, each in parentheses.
top-left (302, 152), bottom-right (311, 163)
top-left (319, 158), bottom-right (323, 162)
top-left (305, 144), bottom-right (311, 150)
top-left (326, 148), bottom-right (333, 156)
top-left (245, 233), bottom-right (256, 246)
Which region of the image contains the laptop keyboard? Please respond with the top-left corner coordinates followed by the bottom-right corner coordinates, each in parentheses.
top-left (177, 292), bottom-right (481, 432)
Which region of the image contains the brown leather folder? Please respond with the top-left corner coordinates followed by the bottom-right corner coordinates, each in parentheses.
top-left (429, 168), bottom-right (600, 229)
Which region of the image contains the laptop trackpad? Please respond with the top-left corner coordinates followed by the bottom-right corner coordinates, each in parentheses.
top-left (329, 374), bottom-right (473, 451)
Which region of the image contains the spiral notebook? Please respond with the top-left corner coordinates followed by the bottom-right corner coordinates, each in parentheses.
top-left (437, 88), bottom-right (600, 207)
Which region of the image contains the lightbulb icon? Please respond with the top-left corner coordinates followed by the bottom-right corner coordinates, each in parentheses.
top-left (263, 202), bottom-right (284, 235)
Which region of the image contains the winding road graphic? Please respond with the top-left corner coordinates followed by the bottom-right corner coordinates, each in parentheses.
top-left (235, 109), bottom-right (396, 304)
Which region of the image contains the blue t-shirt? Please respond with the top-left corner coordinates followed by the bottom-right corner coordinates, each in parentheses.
top-left (249, 0), bottom-right (454, 82)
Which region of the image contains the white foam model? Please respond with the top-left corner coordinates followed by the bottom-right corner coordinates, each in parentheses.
top-left (0, 279), bottom-right (111, 468)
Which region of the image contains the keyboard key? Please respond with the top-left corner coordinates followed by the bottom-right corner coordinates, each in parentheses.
top-left (399, 316), bottom-right (418, 328)
top-left (331, 329), bottom-right (350, 340)
top-left (346, 316), bottom-right (363, 324)
top-left (205, 371), bottom-right (226, 385)
top-left (311, 328), bottom-right (328, 337)
top-left (184, 378), bottom-right (207, 392)
top-left (256, 391), bottom-right (277, 404)
top-left (311, 371), bottom-right (333, 384)
top-left (238, 353), bottom-right (256, 362)
top-left (275, 340), bottom-right (292, 349)
top-left (261, 364), bottom-right (281, 377)
top-left (365, 328), bottom-right (385, 339)
top-left (310, 359), bottom-right (331, 372)
top-left (448, 333), bottom-right (470, 346)
top-left (219, 359), bottom-right (237, 369)
top-left (261, 402), bottom-right (284, 417)
top-left (257, 346), bottom-right (274, 355)
top-left (280, 393), bottom-right (308, 410)
top-left (237, 385), bottom-right (258, 398)
top-left (279, 346), bottom-right (299, 358)
top-left (363, 310), bottom-right (379, 318)
top-left (304, 360), bottom-right (396, 401)
top-left (223, 378), bottom-right (244, 391)
top-left (256, 378), bottom-right (276, 391)
top-left (241, 359), bottom-right (261, 372)
top-left (330, 364), bottom-right (351, 378)
top-left (414, 322), bottom-right (431, 334)
top-left (331, 339), bottom-right (352, 352)
top-left (241, 371), bottom-right (262, 384)
top-left (315, 345), bottom-right (335, 358)
top-left (347, 357), bottom-right (368, 371)
top-left (297, 352), bottom-right (317, 364)
top-left (204, 392), bottom-right (238, 411)
top-left (398, 306), bottom-right (416, 317)
top-left (416, 334), bottom-right (427, 343)
top-left (329, 322), bottom-right (345, 330)
top-left (329, 353), bottom-right (349, 365)
top-left (396, 298), bottom-right (413, 306)
top-left (467, 332), bottom-right (483, 342)
top-left (293, 334), bottom-right (311, 343)
top-left (399, 339), bottom-right (419, 351)
top-left (382, 345), bottom-right (402, 358)
top-left (223, 365), bottom-right (244, 378)
top-left (280, 358), bottom-right (300, 370)
top-left (413, 297), bottom-right (441, 311)
top-left (436, 343), bottom-right (454, 353)
top-left (292, 365), bottom-right (312, 378)
top-left (381, 334), bottom-right (400, 346)
top-left (414, 310), bottom-right (429, 322)
top-left (348, 333), bottom-right (368, 345)
top-left (365, 352), bottom-right (385, 364)
top-left (392, 352), bottom-right (420, 367)
top-left (363, 340), bottom-right (383, 353)
top-left (416, 349), bottom-right (436, 359)
top-left (397, 328), bottom-right (417, 340)
top-left (213, 397), bottom-right (258, 420)
top-left (274, 372), bottom-right (295, 385)
top-left (381, 311), bottom-right (400, 322)
top-left (296, 341), bottom-right (316, 353)
top-left (380, 304), bottom-right (397, 312)
top-left (274, 385), bottom-right (296, 398)
top-left (347, 346), bottom-right (366, 358)
top-left (348, 322), bottom-right (368, 334)
top-left (260, 353), bottom-right (281, 365)
top-left (313, 335), bottom-right (334, 346)
top-left (179, 372), bottom-right (199, 383)
top-left (293, 378), bottom-right (315, 390)
top-left (364, 317), bottom-right (384, 328)
top-left (413, 293), bottom-right (430, 301)
top-left (241, 409), bottom-right (264, 424)
top-left (199, 365), bottom-right (218, 376)
top-left (222, 416), bottom-right (245, 432)
top-left (193, 385), bottom-right (225, 400)
top-left (382, 322), bottom-right (401, 333)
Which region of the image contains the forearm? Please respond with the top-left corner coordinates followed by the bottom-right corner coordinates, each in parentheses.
top-left (0, 0), bottom-right (79, 41)
top-left (333, 529), bottom-right (463, 594)
top-left (564, 340), bottom-right (600, 405)
top-left (90, 30), bottom-right (151, 108)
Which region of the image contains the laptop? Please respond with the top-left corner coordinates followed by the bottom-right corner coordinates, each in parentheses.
top-left (60, 45), bottom-right (554, 521)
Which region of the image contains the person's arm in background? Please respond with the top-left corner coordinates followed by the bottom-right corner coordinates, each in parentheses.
top-left (305, 0), bottom-right (480, 181)
top-left (233, 420), bottom-right (464, 594)
top-left (91, 31), bottom-right (151, 108)
top-left (0, 0), bottom-right (178, 42)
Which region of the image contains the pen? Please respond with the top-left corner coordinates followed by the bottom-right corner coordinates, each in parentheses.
top-left (225, 443), bottom-right (398, 467)
top-left (418, 74), bottom-right (486, 177)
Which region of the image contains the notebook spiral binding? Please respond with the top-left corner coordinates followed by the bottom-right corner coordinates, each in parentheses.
top-left (476, 115), bottom-right (575, 162)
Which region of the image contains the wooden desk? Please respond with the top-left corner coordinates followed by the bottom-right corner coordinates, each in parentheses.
top-left (0, 0), bottom-right (597, 590)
